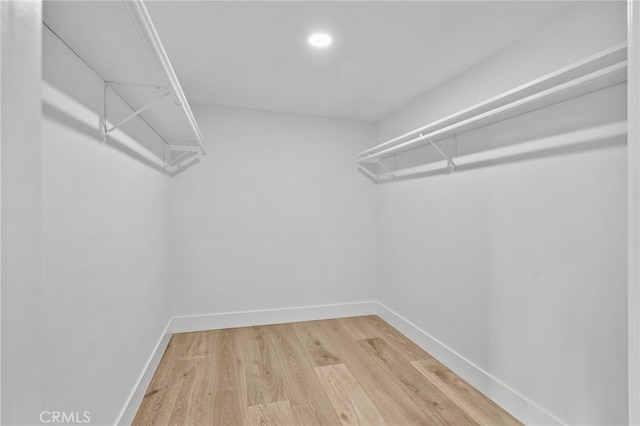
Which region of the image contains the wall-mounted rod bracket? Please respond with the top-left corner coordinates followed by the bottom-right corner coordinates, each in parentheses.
top-left (425, 135), bottom-right (456, 172)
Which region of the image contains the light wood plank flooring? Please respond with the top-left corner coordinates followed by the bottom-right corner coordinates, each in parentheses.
top-left (133, 315), bottom-right (521, 425)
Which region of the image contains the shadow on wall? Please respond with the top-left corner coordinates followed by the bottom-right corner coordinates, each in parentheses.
top-left (42, 96), bottom-right (167, 174)
top-left (42, 84), bottom-right (200, 177)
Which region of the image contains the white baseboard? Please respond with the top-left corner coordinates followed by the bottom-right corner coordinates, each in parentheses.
top-left (375, 302), bottom-right (565, 426)
top-left (116, 319), bottom-right (172, 426)
top-left (171, 301), bottom-right (377, 333)
top-left (116, 301), bottom-right (376, 424)
top-left (118, 301), bottom-right (561, 426)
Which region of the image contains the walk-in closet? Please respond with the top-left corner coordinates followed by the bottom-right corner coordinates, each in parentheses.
top-left (2, 0), bottom-right (639, 424)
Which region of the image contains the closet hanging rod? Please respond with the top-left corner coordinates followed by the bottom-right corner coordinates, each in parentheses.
top-left (358, 60), bottom-right (626, 163)
top-left (123, 0), bottom-right (207, 156)
top-left (365, 121), bottom-right (627, 182)
top-left (357, 42), bottom-right (627, 159)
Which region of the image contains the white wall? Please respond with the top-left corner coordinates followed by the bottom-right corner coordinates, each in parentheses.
top-left (171, 105), bottom-right (377, 318)
top-left (629, 1), bottom-right (640, 423)
top-left (41, 26), bottom-right (172, 426)
top-left (1, 1), bottom-right (43, 424)
top-left (379, 1), bottom-right (627, 142)
top-left (1, 3), bottom-right (3, 421)
top-left (376, 2), bottom-right (628, 425)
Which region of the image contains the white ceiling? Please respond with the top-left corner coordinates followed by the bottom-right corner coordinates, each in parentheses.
top-left (146, 1), bottom-right (575, 121)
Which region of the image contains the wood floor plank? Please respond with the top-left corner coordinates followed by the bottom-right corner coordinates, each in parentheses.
top-left (211, 328), bottom-right (249, 426)
top-left (247, 400), bottom-right (296, 426)
top-left (241, 325), bottom-right (288, 406)
top-left (135, 316), bottom-right (522, 425)
top-left (412, 359), bottom-right (522, 426)
top-left (318, 319), bottom-right (433, 425)
top-left (173, 330), bottom-right (216, 360)
top-left (132, 334), bottom-right (198, 425)
top-left (365, 316), bottom-right (435, 362)
top-left (315, 363), bottom-right (387, 426)
top-left (337, 316), bottom-right (381, 340)
top-left (166, 358), bottom-right (215, 426)
top-left (359, 337), bottom-right (478, 425)
top-left (292, 320), bottom-right (342, 367)
top-left (268, 323), bottom-right (342, 425)
top-left (133, 356), bottom-right (212, 426)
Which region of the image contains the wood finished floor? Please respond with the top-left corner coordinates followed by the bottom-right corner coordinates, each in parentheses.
top-left (133, 315), bottom-right (521, 425)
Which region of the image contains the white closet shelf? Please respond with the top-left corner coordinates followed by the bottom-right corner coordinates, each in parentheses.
top-left (43, 0), bottom-right (206, 174)
top-left (357, 43), bottom-right (627, 165)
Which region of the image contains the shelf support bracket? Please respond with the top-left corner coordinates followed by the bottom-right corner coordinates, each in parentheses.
top-left (104, 90), bottom-right (170, 140)
top-left (425, 135), bottom-right (456, 173)
top-left (103, 81), bottom-right (171, 142)
top-left (374, 158), bottom-right (396, 178)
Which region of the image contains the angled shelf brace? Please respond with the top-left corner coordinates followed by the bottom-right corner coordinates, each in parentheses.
top-left (426, 136), bottom-right (456, 173)
top-left (368, 154), bottom-right (397, 179)
top-left (103, 81), bottom-right (170, 141)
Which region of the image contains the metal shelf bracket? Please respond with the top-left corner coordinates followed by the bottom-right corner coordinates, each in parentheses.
top-left (374, 157), bottom-right (396, 178)
top-left (425, 134), bottom-right (456, 173)
top-left (103, 81), bottom-right (170, 141)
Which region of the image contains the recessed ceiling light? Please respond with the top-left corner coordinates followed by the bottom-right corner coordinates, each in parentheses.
top-left (308, 33), bottom-right (332, 48)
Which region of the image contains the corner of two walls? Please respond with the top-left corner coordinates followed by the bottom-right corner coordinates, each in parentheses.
top-left (167, 3), bottom-right (629, 424)
top-left (169, 105), bottom-right (379, 331)
top-left (372, 2), bottom-right (628, 425)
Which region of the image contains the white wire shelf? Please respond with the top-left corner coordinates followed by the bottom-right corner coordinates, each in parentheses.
top-left (43, 0), bottom-right (206, 175)
top-left (363, 121), bottom-right (627, 183)
top-left (357, 43), bottom-right (627, 169)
